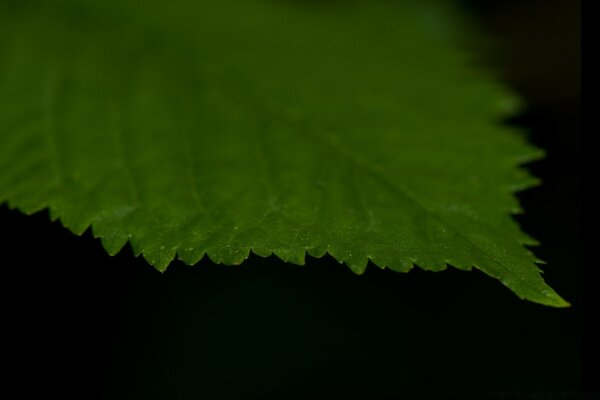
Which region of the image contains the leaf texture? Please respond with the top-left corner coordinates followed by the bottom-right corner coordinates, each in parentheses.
top-left (0, 0), bottom-right (567, 306)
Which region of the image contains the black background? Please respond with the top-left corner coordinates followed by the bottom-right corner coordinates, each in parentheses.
top-left (0, 0), bottom-right (583, 398)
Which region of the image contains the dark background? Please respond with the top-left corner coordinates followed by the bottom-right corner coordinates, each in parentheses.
top-left (0, 0), bottom-right (583, 398)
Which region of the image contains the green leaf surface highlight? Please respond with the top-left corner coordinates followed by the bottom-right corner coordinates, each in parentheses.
top-left (0, 0), bottom-right (568, 306)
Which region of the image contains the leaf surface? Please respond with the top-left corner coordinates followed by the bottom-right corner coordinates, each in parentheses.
top-left (0, 0), bottom-right (567, 306)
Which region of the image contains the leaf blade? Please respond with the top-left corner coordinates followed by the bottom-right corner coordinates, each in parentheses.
top-left (0, 0), bottom-right (567, 306)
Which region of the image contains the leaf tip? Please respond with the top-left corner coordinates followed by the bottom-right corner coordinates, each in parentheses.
top-left (537, 290), bottom-right (571, 308)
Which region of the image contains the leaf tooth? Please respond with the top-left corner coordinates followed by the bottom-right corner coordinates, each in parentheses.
top-left (271, 247), bottom-right (306, 265)
top-left (414, 258), bottom-right (448, 272)
top-left (56, 213), bottom-right (92, 236)
top-left (249, 246), bottom-right (274, 259)
top-left (444, 259), bottom-right (473, 272)
top-left (144, 247), bottom-right (176, 273)
top-left (305, 246), bottom-right (327, 260)
top-left (205, 246), bottom-right (250, 266)
top-left (97, 233), bottom-right (129, 257)
top-left (177, 247), bottom-right (206, 266)
top-left (344, 255), bottom-right (369, 275)
top-left (383, 257), bottom-right (414, 273)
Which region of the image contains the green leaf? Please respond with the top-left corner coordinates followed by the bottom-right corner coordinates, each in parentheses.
top-left (0, 0), bottom-right (567, 307)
